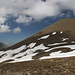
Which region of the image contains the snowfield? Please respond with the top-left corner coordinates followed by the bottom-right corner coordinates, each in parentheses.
top-left (0, 42), bottom-right (75, 63)
top-left (0, 43), bottom-right (48, 63)
top-left (40, 49), bottom-right (75, 60)
top-left (0, 31), bottom-right (75, 63)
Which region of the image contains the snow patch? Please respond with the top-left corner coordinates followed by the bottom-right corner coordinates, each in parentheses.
top-left (0, 43), bottom-right (48, 63)
top-left (48, 42), bottom-right (67, 46)
top-left (71, 41), bottom-right (75, 43)
top-left (62, 38), bottom-right (69, 41)
top-left (9, 53), bottom-right (38, 63)
top-left (45, 44), bottom-right (75, 52)
top-left (38, 35), bottom-right (49, 40)
top-left (0, 45), bottom-right (26, 63)
top-left (40, 49), bottom-right (75, 60)
top-left (60, 31), bottom-right (63, 34)
top-left (52, 32), bottom-right (56, 35)
top-left (27, 43), bottom-right (36, 48)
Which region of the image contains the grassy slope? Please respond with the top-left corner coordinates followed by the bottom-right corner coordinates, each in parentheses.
top-left (0, 57), bottom-right (75, 75)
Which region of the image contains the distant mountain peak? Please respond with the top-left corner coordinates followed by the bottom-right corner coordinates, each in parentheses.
top-left (0, 42), bottom-right (8, 51)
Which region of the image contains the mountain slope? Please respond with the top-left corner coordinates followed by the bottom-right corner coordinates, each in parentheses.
top-left (5, 18), bottom-right (75, 49)
top-left (0, 18), bottom-right (75, 63)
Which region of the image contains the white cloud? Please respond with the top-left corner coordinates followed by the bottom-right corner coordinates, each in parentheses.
top-left (25, 0), bottom-right (60, 20)
top-left (0, 25), bottom-right (11, 33)
top-left (12, 27), bottom-right (21, 33)
top-left (0, 17), bottom-right (6, 24)
top-left (16, 15), bottom-right (33, 25)
top-left (0, 0), bottom-right (75, 25)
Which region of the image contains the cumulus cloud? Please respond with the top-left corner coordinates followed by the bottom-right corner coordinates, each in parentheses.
top-left (25, 0), bottom-right (60, 20)
top-left (0, 17), bottom-right (6, 24)
top-left (0, 0), bottom-right (75, 27)
top-left (12, 27), bottom-right (21, 33)
top-left (16, 15), bottom-right (33, 25)
top-left (0, 25), bottom-right (11, 33)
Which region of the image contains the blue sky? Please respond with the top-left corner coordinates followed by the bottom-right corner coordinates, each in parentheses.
top-left (0, 0), bottom-right (75, 45)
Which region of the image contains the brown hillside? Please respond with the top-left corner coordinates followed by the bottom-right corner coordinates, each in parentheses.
top-left (0, 57), bottom-right (75, 75)
top-left (5, 18), bottom-right (75, 50)
top-left (0, 18), bottom-right (75, 75)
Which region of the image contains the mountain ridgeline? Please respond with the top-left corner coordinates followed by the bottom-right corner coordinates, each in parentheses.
top-left (5, 18), bottom-right (75, 50)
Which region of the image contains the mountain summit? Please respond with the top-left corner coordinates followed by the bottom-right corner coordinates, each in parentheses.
top-left (0, 42), bottom-right (8, 51)
top-left (0, 18), bottom-right (75, 63)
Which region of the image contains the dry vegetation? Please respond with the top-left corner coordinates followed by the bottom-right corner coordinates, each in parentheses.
top-left (3, 18), bottom-right (75, 51)
top-left (1, 18), bottom-right (75, 75)
top-left (0, 57), bottom-right (75, 75)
